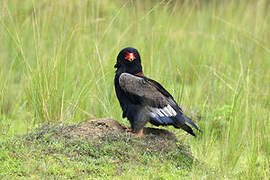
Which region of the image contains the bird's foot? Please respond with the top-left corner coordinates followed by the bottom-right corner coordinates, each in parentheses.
top-left (130, 129), bottom-right (143, 137)
top-left (121, 125), bottom-right (143, 137)
top-left (121, 125), bottom-right (133, 132)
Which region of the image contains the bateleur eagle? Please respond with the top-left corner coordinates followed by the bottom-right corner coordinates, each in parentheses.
top-left (114, 47), bottom-right (199, 137)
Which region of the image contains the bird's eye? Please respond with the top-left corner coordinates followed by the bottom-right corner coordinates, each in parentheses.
top-left (124, 52), bottom-right (136, 62)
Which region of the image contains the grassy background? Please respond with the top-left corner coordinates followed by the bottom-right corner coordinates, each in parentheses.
top-left (0, 0), bottom-right (269, 179)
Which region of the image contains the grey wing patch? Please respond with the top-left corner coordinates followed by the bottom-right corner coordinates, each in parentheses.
top-left (147, 105), bottom-right (177, 118)
top-left (119, 73), bottom-right (169, 107)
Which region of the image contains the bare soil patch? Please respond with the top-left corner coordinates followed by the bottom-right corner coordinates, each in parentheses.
top-left (61, 118), bottom-right (177, 141)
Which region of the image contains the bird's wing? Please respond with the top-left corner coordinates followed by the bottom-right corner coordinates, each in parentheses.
top-left (119, 73), bottom-right (174, 108)
top-left (119, 73), bottom-right (199, 135)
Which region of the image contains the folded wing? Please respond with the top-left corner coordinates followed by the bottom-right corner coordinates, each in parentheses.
top-left (119, 73), bottom-right (199, 136)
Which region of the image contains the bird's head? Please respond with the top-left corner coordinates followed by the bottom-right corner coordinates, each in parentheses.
top-left (114, 47), bottom-right (143, 75)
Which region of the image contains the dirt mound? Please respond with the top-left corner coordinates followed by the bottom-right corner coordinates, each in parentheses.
top-left (64, 118), bottom-right (124, 139)
top-left (27, 118), bottom-right (189, 153)
top-left (25, 118), bottom-right (195, 171)
top-left (61, 118), bottom-right (177, 141)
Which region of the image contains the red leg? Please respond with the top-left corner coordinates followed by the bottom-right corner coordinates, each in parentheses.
top-left (130, 129), bottom-right (143, 137)
top-left (121, 125), bottom-right (133, 132)
top-left (121, 124), bottom-right (143, 137)
top-left (136, 129), bottom-right (143, 137)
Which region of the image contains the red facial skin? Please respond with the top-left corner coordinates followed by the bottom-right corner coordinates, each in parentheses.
top-left (124, 52), bottom-right (136, 62)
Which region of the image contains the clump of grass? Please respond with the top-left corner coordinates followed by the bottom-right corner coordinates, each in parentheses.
top-left (0, 123), bottom-right (195, 179)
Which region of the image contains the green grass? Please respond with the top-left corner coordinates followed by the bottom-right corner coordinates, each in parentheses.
top-left (0, 0), bottom-right (269, 179)
top-left (0, 123), bottom-right (195, 179)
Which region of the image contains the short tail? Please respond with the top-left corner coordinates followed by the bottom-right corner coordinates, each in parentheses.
top-left (174, 123), bottom-right (195, 136)
top-left (182, 115), bottom-right (200, 131)
top-left (174, 114), bottom-right (200, 136)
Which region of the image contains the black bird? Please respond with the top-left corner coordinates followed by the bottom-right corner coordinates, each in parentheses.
top-left (114, 47), bottom-right (199, 136)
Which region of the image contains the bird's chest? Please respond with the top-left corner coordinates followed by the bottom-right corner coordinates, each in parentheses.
top-left (114, 77), bottom-right (132, 108)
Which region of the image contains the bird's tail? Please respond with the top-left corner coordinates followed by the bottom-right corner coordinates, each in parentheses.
top-left (182, 115), bottom-right (200, 131)
top-left (176, 123), bottom-right (196, 136)
top-left (174, 114), bottom-right (200, 136)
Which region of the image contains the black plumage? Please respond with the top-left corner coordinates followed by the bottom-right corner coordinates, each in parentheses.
top-left (114, 47), bottom-right (199, 136)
